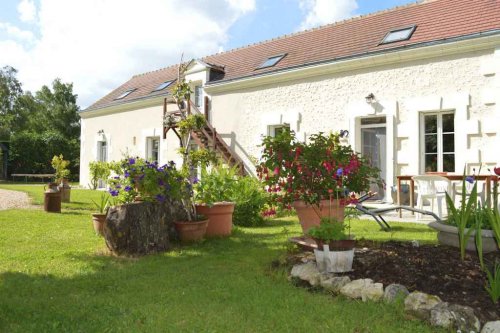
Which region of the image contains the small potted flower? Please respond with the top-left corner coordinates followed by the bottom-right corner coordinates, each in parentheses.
top-left (91, 192), bottom-right (110, 236)
top-left (307, 216), bottom-right (355, 273)
top-left (257, 130), bottom-right (380, 233)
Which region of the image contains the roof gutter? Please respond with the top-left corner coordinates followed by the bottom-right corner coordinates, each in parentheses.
top-left (204, 29), bottom-right (500, 94)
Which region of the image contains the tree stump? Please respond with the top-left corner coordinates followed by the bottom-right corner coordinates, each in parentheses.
top-left (104, 200), bottom-right (187, 256)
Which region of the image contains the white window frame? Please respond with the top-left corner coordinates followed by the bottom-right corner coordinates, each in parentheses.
top-left (194, 85), bottom-right (202, 108)
top-left (419, 111), bottom-right (455, 173)
top-left (268, 123), bottom-right (290, 137)
top-left (146, 137), bottom-right (160, 162)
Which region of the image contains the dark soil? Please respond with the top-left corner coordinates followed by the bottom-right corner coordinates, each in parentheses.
top-left (285, 239), bottom-right (500, 324)
top-left (350, 240), bottom-right (500, 324)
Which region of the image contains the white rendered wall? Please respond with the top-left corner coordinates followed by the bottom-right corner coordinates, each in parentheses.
top-left (209, 49), bottom-right (498, 200)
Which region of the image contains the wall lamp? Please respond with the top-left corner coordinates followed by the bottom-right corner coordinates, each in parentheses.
top-left (365, 93), bottom-right (375, 104)
top-left (97, 129), bottom-right (104, 135)
top-left (339, 129), bottom-right (349, 138)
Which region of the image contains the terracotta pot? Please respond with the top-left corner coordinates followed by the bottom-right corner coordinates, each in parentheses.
top-left (92, 213), bottom-right (107, 236)
top-left (174, 219), bottom-right (209, 243)
top-left (195, 202), bottom-right (235, 237)
top-left (293, 199), bottom-right (345, 234)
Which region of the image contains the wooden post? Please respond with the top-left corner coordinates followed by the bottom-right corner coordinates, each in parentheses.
top-left (163, 98), bottom-right (167, 139)
top-left (212, 128), bottom-right (216, 149)
top-left (187, 100), bottom-right (191, 115)
top-left (204, 96), bottom-right (210, 121)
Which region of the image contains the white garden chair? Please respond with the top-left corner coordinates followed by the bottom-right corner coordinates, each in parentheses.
top-left (412, 175), bottom-right (452, 220)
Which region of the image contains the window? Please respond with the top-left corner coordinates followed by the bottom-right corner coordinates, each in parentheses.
top-left (194, 85), bottom-right (202, 108)
top-left (269, 124), bottom-right (290, 137)
top-left (256, 54), bottom-right (286, 69)
top-left (421, 112), bottom-right (455, 173)
top-left (152, 80), bottom-right (174, 92)
top-left (114, 88), bottom-right (136, 100)
top-left (380, 25), bottom-right (416, 44)
top-left (97, 141), bottom-right (107, 162)
top-left (147, 137), bottom-right (160, 162)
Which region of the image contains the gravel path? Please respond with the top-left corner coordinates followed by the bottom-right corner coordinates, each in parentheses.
top-left (0, 188), bottom-right (35, 210)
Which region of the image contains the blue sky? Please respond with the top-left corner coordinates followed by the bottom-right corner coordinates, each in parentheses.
top-left (0, 0), bottom-right (415, 107)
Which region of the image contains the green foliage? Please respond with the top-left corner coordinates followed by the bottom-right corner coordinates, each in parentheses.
top-left (0, 67), bottom-right (81, 178)
top-left (91, 192), bottom-right (110, 214)
top-left (88, 161), bottom-right (111, 190)
top-left (231, 176), bottom-right (267, 227)
top-left (257, 129), bottom-right (381, 209)
top-left (172, 80), bottom-right (192, 103)
top-left (188, 148), bottom-right (217, 168)
top-left (485, 262), bottom-right (500, 304)
top-left (177, 114), bottom-right (206, 135)
top-left (307, 218), bottom-right (349, 241)
top-left (445, 168), bottom-right (478, 260)
top-left (9, 131), bottom-right (79, 177)
top-left (51, 154), bottom-right (70, 182)
top-left (484, 206), bottom-right (500, 249)
top-left (446, 204), bottom-right (495, 230)
top-left (195, 164), bottom-right (238, 205)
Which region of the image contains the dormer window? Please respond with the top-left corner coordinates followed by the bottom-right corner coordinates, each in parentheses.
top-left (380, 25), bottom-right (417, 44)
top-left (152, 80), bottom-right (174, 92)
top-left (114, 88), bottom-right (136, 100)
top-left (256, 54), bottom-right (286, 69)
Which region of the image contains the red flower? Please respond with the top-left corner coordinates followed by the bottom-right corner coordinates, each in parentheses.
top-left (494, 167), bottom-right (500, 176)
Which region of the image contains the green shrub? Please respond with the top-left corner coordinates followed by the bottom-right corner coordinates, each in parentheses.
top-left (231, 176), bottom-right (267, 227)
top-left (88, 161), bottom-right (111, 190)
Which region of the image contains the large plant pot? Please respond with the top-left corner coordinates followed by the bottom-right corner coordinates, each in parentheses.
top-left (196, 202), bottom-right (235, 237)
top-left (429, 221), bottom-right (499, 253)
top-left (174, 219), bottom-right (209, 243)
top-left (293, 200), bottom-right (345, 234)
top-left (92, 213), bottom-right (106, 236)
top-left (314, 243), bottom-right (355, 273)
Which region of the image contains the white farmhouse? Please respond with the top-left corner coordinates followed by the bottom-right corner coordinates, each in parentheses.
top-left (79, 0), bottom-right (500, 201)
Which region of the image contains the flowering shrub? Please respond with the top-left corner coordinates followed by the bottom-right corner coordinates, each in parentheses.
top-left (108, 157), bottom-right (187, 204)
top-left (257, 130), bottom-right (381, 210)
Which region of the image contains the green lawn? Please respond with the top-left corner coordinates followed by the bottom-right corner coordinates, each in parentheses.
top-left (0, 184), bottom-right (441, 332)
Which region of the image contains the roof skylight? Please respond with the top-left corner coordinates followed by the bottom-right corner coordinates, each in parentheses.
top-left (152, 80), bottom-right (174, 92)
top-left (380, 25), bottom-right (416, 44)
top-left (114, 88), bottom-right (136, 100)
top-left (256, 54), bottom-right (286, 69)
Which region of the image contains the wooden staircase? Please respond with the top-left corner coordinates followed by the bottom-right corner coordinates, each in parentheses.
top-left (163, 98), bottom-right (246, 175)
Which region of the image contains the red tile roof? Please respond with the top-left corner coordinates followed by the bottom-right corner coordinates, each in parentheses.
top-left (85, 0), bottom-right (500, 112)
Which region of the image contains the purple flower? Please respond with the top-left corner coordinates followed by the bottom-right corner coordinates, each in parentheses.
top-left (113, 176), bottom-right (120, 180)
top-left (128, 158), bottom-right (136, 165)
top-left (336, 168), bottom-right (343, 177)
top-left (192, 176), bottom-right (199, 184)
top-left (155, 194), bottom-right (166, 203)
top-left (124, 185), bottom-right (132, 192)
top-left (158, 178), bottom-right (165, 186)
top-left (124, 171), bottom-right (130, 178)
top-left (465, 176), bottom-right (474, 184)
top-left (109, 189), bottom-right (119, 197)
top-left (115, 184), bottom-right (122, 189)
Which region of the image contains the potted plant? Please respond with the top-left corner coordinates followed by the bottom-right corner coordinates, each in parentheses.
top-left (195, 164), bottom-right (238, 237)
top-left (91, 192), bottom-right (110, 236)
top-left (51, 154), bottom-right (71, 202)
top-left (257, 130), bottom-right (380, 233)
top-left (107, 156), bottom-right (209, 243)
top-left (307, 217), bottom-right (355, 273)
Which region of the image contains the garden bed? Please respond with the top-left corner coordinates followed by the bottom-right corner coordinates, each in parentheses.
top-left (288, 240), bottom-right (500, 324)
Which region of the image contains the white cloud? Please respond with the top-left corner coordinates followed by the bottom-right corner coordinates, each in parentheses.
top-left (0, 0), bottom-right (255, 108)
top-left (17, 0), bottom-right (37, 23)
top-left (298, 0), bottom-right (358, 30)
top-left (0, 22), bottom-right (34, 41)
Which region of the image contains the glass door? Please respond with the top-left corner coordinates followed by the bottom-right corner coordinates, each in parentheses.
top-left (360, 117), bottom-right (387, 199)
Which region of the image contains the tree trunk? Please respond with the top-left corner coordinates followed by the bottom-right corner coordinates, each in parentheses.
top-left (104, 200), bottom-right (187, 256)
